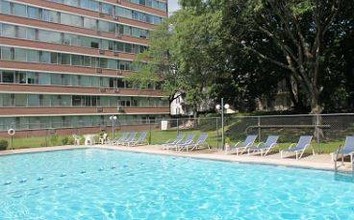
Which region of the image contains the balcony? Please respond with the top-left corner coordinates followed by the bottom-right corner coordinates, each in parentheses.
top-left (0, 106), bottom-right (170, 116)
top-left (18, 0), bottom-right (158, 30)
top-left (0, 37), bottom-right (137, 61)
top-left (0, 60), bottom-right (131, 77)
top-left (0, 84), bottom-right (165, 97)
top-left (0, 14), bottom-right (149, 45)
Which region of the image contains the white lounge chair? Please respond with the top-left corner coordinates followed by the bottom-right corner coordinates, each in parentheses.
top-left (334, 136), bottom-right (354, 170)
top-left (228, 135), bottom-right (258, 155)
top-left (280, 135), bottom-right (313, 160)
top-left (248, 135), bottom-right (279, 156)
top-left (178, 133), bottom-right (209, 151)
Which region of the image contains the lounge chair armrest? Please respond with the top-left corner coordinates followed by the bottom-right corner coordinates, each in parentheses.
top-left (288, 143), bottom-right (296, 149)
top-left (256, 142), bottom-right (264, 148)
top-left (234, 141), bottom-right (241, 147)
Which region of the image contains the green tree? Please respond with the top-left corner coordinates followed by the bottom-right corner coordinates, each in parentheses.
top-left (130, 7), bottom-right (223, 116)
top-left (222, 0), bottom-right (352, 114)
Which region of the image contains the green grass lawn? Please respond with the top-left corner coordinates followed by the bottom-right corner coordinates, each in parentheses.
top-left (1, 129), bottom-right (343, 154)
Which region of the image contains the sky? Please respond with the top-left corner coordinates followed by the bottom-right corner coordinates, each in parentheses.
top-left (168, 0), bottom-right (180, 15)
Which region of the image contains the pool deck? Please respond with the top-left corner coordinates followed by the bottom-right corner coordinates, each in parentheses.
top-left (0, 144), bottom-right (352, 172)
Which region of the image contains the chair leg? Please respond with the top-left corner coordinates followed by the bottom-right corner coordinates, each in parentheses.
top-left (280, 150), bottom-right (283, 158)
top-left (342, 154), bottom-right (344, 165)
top-left (296, 151), bottom-right (298, 160)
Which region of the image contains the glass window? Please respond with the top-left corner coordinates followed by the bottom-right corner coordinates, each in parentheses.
top-left (80, 0), bottom-right (99, 12)
top-left (61, 13), bottom-right (82, 27)
top-left (27, 7), bottom-right (41, 19)
top-left (14, 48), bottom-right (27, 62)
top-left (1, 47), bottom-right (13, 60)
top-left (72, 55), bottom-right (83, 66)
top-left (98, 20), bottom-right (109, 32)
top-left (72, 96), bottom-right (82, 106)
top-left (27, 50), bottom-right (40, 62)
top-left (27, 28), bottom-right (36, 40)
top-left (62, 74), bottom-right (71, 85)
top-left (102, 3), bottom-right (113, 16)
top-left (38, 73), bottom-right (50, 85)
top-left (1, 94), bottom-right (13, 106)
top-left (107, 59), bottom-right (117, 69)
top-left (51, 74), bottom-right (62, 85)
top-left (84, 17), bottom-right (97, 30)
top-left (28, 95), bottom-right (40, 106)
top-left (14, 71), bottom-right (26, 84)
top-left (2, 71), bottom-right (14, 83)
top-left (80, 76), bottom-right (91, 87)
top-left (42, 10), bottom-right (60, 23)
top-left (17, 26), bottom-right (27, 38)
top-left (40, 51), bottom-right (51, 63)
top-left (13, 3), bottom-right (26, 17)
top-left (1, 24), bottom-right (15, 37)
top-left (14, 94), bottom-right (26, 107)
top-left (59, 53), bottom-right (71, 65)
top-left (26, 72), bottom-right (36, 84)
top-left (71, 75), bottom-right (79, 86)
top-left (0, 1), bottom-right (10, 14)
top-left (51, 53), bottom-right (58, 64)
top-left (64, 0), bottom-right (79, 7)
top-left (99, 58), bottom-right (108, 68)
top-left (42, 95), bottom-right (51, 106)
top-left (38, 30), bottom-right (61, 44)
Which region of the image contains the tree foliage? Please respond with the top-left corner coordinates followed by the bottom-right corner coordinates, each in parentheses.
top-left (131, 0), bottom-right (354, 114)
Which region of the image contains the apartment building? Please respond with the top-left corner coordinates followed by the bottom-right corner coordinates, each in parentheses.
top-left (0, 0), bottom-right (169, 136)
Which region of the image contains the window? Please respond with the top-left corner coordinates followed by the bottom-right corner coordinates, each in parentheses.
top-left (14, 48), bottom-right (27, 62)
top-left (14, 94), bottom-right (26, 107)
top-left (2, 71), bottom-right (14, 83)
top-left (13, 3), bottom-right (26, 17)
top-left (27, 28), bottom-right (36, 40)
top-left (59, 53), bottom-right (71, 65)
top-left (64, 0), bottom-right (79, 7)
top-left (40, 51), bottom-right (51, 63)
top-left (38, 30), bottom-right (61, 44)
top-left (84, 17), bottom-right (97, 30)
top-left (28, 94), bottom-right (40, 106)
top-left (42, 10), bottom-right (60, 23)
top-left (61, 13), bottom-right (82, 27)
top-left (17, 26), bottom-right (27, 38)
top-left (27, 50), bottom-right (40, 62)
top-left (1, 24), bottom-right (15, 37)
top-left (1, 47), bottom-right (13, 60)
top-left (102, 3), bottom-right (113, 16)
top-left (0, 1), bottom-right (10, 14)
top-left (27, 7), bottom-right (41, 19)
top-left (80, 0), bottom-right (99, 12)
top-left (14, 71), bottom-right (26, 84)
top-left (72, 55), bottom-right (83, 66)
top-left (51, 53), bottom-right (58, 64)
top-left (98, 20), bottom-right (110, 32)
top-left (38, 73), bottom-right (51, 85)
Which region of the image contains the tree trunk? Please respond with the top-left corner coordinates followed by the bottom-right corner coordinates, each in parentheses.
top-left (310, 87), bottom-right (324, 143)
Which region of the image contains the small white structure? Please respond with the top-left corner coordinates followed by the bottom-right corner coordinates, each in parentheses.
top-left (170, 92), bottom-right (185, 116)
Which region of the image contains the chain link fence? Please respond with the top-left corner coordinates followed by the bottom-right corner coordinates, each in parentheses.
top-left (0, 113), bottom-right (353, 152)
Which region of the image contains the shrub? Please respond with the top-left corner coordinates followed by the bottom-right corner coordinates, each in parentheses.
top-left (0, 140), bottom-right (8, 150)
top-left (61, 136), bottom-right (74, 145)
top-left (50, 134), bottom-right (59, 146)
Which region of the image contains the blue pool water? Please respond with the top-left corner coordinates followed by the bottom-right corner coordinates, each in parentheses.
top-left (1, 149), bottom-right (354, 219)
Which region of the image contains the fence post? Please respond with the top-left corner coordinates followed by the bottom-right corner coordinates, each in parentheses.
top-left (216, 117), bottom-right (220, 149)
top-left (258, 116), bottom-right (261, 141)
top-left (148, 118), bottom-right (152, 145)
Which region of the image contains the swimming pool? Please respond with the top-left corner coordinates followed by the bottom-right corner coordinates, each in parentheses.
top-left (1, 148), bottom-right (354, 219)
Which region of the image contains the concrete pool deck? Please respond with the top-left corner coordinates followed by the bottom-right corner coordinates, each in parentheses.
top-left (0, 144), bottom-right (352, 172)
